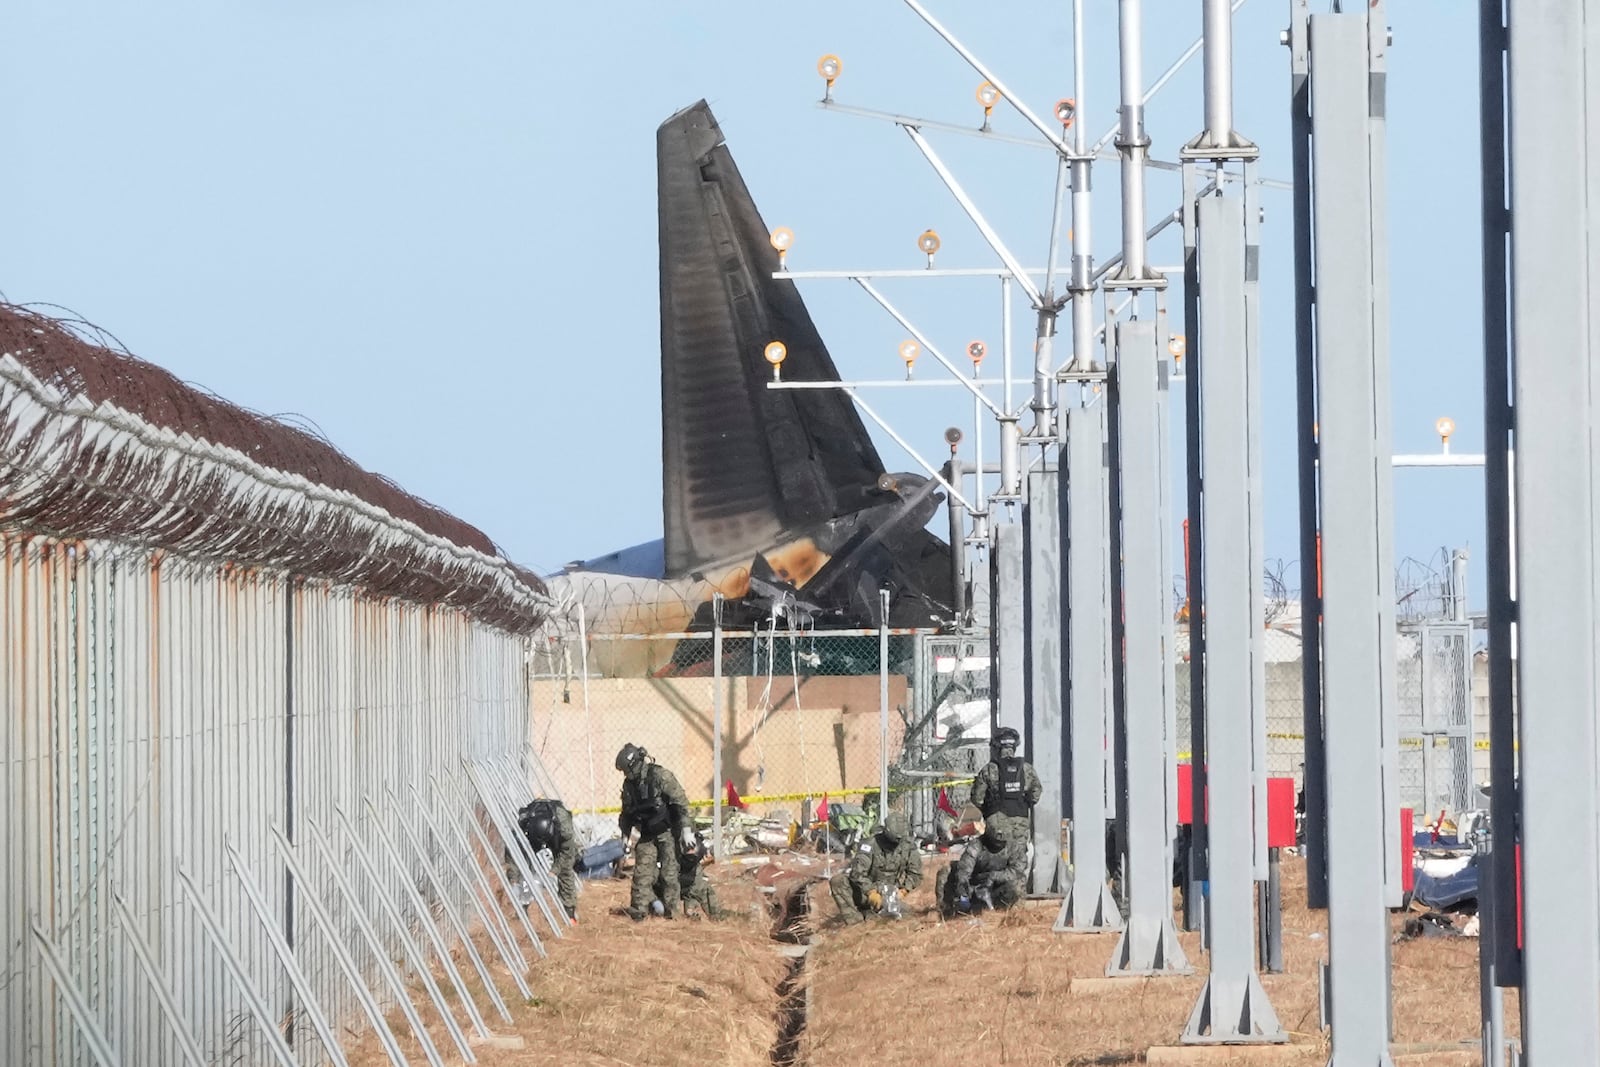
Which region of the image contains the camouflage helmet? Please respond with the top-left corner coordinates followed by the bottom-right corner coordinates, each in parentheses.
top-left (982, 820), bottom-right (1009, 846)
top-left (992, 726), bottom-right (1021, 752)
top-left (880, 813), bottom-right (911, 844)
top-left (615, 743), bottom-right (646, 774)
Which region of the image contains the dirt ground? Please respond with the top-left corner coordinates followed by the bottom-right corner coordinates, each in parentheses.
top-left (341, 851), bottom-right (1514, 1067)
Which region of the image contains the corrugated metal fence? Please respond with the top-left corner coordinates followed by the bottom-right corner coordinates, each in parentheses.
top-left (0, 311), bottom-right (567, 1067)
top-left (1, 536), bottom-right (568, 1067)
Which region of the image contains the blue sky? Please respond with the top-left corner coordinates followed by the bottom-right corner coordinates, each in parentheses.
top-left (2, 1), bottom-right (1486, 605)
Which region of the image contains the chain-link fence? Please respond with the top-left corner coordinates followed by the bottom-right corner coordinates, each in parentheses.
top-left (533, 609), bottom-right (1496, 863)
top-left (1395, 622), bottom-right (1476, 817)
top-left (530, 624), bottom-right (971, 851)
top-left (1172, 619), bottom-right (1490, 818)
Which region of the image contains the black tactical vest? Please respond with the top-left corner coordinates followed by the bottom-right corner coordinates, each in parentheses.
top-left (625, 767), bottom-right (672, 837)
top-left (994, 757), bottom-right (1029, 817)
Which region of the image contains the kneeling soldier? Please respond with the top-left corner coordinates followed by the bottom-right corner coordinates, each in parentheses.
top-left (829, 813), bottom-right (922, 925)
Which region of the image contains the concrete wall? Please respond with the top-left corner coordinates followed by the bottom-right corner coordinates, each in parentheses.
top-left (531, 673), bottom-right (908, 817)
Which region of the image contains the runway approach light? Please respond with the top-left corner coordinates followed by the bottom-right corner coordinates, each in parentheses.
top-left (967, 340), bottom-right (987, 367)
top-left (944, 426), bottom-right (964, 454)
top-left (818, 54), bottom-right (842, 101)
top-left (1168, 334), bottom-right (1187, 363)
top-left (976, 82), bottom-right (1001, 130)
top-left (1054, 98), bottom-right (1076, 128)
top-left (918, 228), bottom-right (941, 268)
top-left (1436, 415), bottom-right (1455, 452)
top-left (765, 340), bottom-right (788, 382)
top-left (899, 339), bottom-right (920, 379)
top-left (769, 226), bottom-right (794, 269)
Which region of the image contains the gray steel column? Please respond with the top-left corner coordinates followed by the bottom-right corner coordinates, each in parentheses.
top-left (1505, 0), bottom-right (1600, 1060)
top-left (1304, 10), bottom-right (1397, 1063)
top-left (1181, 161), bottom-right (1209, 935)
top-left (1057, 404), bottom-right (1121, 931)
top-left (1288, 0), bottom-right (1328, 913)
top-left (1024, 466), bottom-right (1066, 893)
top-left (1476, 0), bottom-right (1520, 991)
top-left (1181, 192), bottom-right (1283, 1044)
top-left (991, 522), bottom-right (1026, 740)
top-left (1366, 6), bottom-right (1403, 915)
top-left (1107, 319), bottom-right (1189, 977)
top-left (1155, 312), bottom-right (1180, 844)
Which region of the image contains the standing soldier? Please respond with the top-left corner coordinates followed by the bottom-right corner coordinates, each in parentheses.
top-left (935, 820), bottom-right (1030, 917)
top-left (513, 796), bottom-right (580, 922)
top-left (829, 813), bottom-right (923, 925)
top-left (616, 742), bottom-right (694, 922)
top-left (968, 726), bottom-right (1042, 844)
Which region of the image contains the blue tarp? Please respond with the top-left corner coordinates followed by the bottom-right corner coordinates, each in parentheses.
top-left (1412, 850), bottom-right (1480, 911)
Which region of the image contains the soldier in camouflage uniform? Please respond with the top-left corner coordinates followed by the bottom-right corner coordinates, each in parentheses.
top-left (511, 796), bottom-right (580, 922)
top-left (658, 829), bottom-right (724, 920)
top-left (967, 726), bottom-right (1042, 844)
top-left (936, 819), bottom-right (1030, 917)
top-left (829, 813), bottom-right (923, 925)
top-left (616, 743), bottom-right (693, 922)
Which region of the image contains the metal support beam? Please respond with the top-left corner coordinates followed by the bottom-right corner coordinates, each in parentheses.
top-left (1056, 404), bottom-right (1122, 932)
top-left (1504, 0), bottom-right (1600, 1060)
top-left (1107, 319), bottom-right (1189, 977)
top-left (1181, 160), bottom-right (1209, 936)
top-left (1302, 8), bottom-right (1398, 1062)
top-left (991, 523), bottom-right (1026, 740)
top-left (1024, 465), bottom-right (1066, 893)
top-left (1106, 0), bottom-right (1166, 291)
top-left (1181, 192), bottom-right (1284, 1045)
top-left (1476, 0), bottom-right (1521, 994)
top-left (1288, 0), bottom-right (1328, 914)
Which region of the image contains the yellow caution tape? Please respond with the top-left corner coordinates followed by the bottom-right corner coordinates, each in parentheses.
top-left (576, 777), bottom-right (976, 817)
top-left (1178, 732), bottom-right (1506, 762)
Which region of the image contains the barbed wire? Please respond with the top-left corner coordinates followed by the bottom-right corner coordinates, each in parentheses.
top-left (0, 303), bottom-right (550, 631)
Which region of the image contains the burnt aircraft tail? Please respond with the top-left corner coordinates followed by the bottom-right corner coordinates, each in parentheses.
top-left (557, 101), bottom-right (954, 632)
top-left (658, 102), bottom-right (890, 569)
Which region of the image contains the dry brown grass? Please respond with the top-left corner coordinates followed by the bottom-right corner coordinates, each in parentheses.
top-left (345, 868), bottom-right (785, 1067)
top-left (801, 853), bottom-right (1512, 1067)
top-left (340, 852), bottom-right (1514, 1067)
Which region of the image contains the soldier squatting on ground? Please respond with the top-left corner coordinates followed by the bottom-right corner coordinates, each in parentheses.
top-left (616, 742), bottom-right (694, 922)
top-left (655, 828), bottom-right (725, 919)
top-left (935, 820), bottom-right (1030, 918)
top-left (829, 813), bottom-right (923, 925)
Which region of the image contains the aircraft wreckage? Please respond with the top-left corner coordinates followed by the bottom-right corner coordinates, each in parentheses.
top-left (546, 100), bottom-right (957, 636)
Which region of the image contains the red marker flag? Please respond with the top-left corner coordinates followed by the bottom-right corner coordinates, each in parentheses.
top-left (936, 787), bottom-right (961, 820)
top-left (725, 780), bottom-right (749, 811)
top-left (815, 793), bottom-right (830, 824)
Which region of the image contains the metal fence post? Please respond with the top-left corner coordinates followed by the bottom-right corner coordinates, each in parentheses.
top-left (223, 840), bottom-right (353, 1067)
top-left (29, 920), bottom-right (123, 1067)
top-left (880, 589), bottom-right (891, 816)
top-left (713, 593), bottom-right (725, 861)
